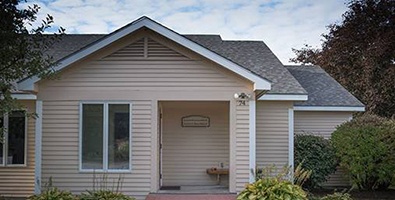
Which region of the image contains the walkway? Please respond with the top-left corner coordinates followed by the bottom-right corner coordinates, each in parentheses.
top-left (146, 194), bottom-right (237, 200)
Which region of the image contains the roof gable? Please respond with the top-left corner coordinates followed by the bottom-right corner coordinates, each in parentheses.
top-left (18, 16), bottom-right (271, 91)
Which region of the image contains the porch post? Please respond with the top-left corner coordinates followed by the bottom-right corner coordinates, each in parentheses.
top-left (229, 99), bottom-right (236, 193)
top-left (249, 98), bottom-right (256, 183)
top-left (150, 100), bottom-right (159, 192)
top-left (35, 100), bottom-right (43, 194)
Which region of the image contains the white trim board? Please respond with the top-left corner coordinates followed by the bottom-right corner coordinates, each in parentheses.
top-left (249, 99), bottom-right (256, 183)
top-left (18, 17), bottom-right (271, 91)
top-left (294, 106), bottom-right (365, 112)
top-left (0, 94), bottom-right (36, 100)
top-left (259, 94), bottom-right (308, 101)
top-left (11, 94), bottom-right (36, 100)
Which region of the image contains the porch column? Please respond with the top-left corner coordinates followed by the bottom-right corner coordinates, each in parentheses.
top-left (150, 99), bottom-right (159, 192)
top-left (249, 98), bottom-right (256, 183)
top-left (229, 100), bottom-right (236, 193)
top-left (34, 100), bottom-right (43, 194)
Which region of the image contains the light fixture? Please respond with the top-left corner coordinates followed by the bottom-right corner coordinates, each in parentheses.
top-left (234, 92), bottom-right (251, 105)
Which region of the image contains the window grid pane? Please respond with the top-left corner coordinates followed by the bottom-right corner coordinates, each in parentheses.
top-left (108, 104), bottom-right (130, 170)
top-left (8, 111), bottom-right (25, 165)
top-left (0, 117), bottom-right (3, 165)
top-left (82, 104), bottom-right (104, 169)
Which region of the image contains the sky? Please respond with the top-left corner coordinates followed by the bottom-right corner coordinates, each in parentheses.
top-left (26, 0), bottom-right (348, 64)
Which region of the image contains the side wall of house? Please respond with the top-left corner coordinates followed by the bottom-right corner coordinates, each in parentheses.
top-left (38, 30), bottom-right (252, 199)
top-left (294, 111), bottom-right (353, 186)
top-left (256, 101), bottom-right (293, 169)
top-left (0, 100), bottom-right (35, 197)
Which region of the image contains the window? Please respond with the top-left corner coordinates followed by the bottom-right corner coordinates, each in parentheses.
top-left (0, 111), bottom-right (27, 166)
top-left (80, 103), bottom-right (131, 171)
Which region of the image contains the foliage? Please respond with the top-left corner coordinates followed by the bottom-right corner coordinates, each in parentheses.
top-left (291, 0), bottom-right (395, 118)
top-left (294, 134), bottom-right (338, 189)
top-left (256, 164), bottom-right (312, 187)
top-left (28, 177), bottom-right (136, 200)
top-left (79, 190), bottom-right (135, 200)
top-left (91, 173), bottom-right (125, 192)
top-left (320, 192), bottom-right (353, 200)
top-left (237, 178), bottom-right (307, 200)
top-left (87, 173), bottom-right (137, 199)
top-left (332, 114), bottom-right (395, 190)
top-left (115, 139), bottom-right (129, 160)
top-left (294, 163), bottom-right (313, 187)
top-left (243, 165), bottom-right (309, 200)
top-left (0, 0), bottom-right (64, 116)
top-left (28, 187), bottom-right (75, 200)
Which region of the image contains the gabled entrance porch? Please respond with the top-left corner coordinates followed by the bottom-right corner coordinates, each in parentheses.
top-left (158, 101), bottom-right (230, 193)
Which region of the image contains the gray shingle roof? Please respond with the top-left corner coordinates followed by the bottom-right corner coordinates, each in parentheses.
top-left (44, 34), bottom-right (306, 95)
top-left (184, 35), bottom-right (306, 94)
top-left (45, 34), bottom-right (104, 61)
top-left (18, 34), bottom-right (363, 107)
top-left (285, 65), bottom-right (364, 107)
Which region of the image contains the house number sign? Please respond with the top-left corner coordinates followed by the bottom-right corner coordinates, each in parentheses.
top-left (182, 115), bottom-right (210, 127)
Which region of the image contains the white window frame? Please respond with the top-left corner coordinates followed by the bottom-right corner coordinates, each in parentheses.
top-left (0, 111), bottom-right (28, 167)
top-left (79, 101), bottom-right (132, 173)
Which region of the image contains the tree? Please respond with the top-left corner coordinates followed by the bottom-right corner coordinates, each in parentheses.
top-left (291, 0), bottom-right (395, 118)
top-left (0, 0), bottom-right (64, 116)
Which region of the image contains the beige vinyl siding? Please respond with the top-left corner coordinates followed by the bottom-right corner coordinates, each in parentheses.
top-left (294, 111), bottom-right (353, 186)
top-left (161, 101), bottom-right (229, 187)
top-left (235, 103), bottom-right (250, 191)
top-left (41, 100), bottom-right (152, 198)
top-left (0, 100), bottom-right (35, 197)
top-left (256, 101), bottom-right (292, 169)
top-left (294, 111), bottom-right (352, 139)
top-left (38, 31), bottom-right (253, 198)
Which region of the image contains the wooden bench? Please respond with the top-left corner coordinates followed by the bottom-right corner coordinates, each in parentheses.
top-left (206, 168), bottom-right (229, 184)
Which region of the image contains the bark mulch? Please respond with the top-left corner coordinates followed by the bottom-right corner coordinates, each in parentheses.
top-left (311, 188), bottom-right (395, 200)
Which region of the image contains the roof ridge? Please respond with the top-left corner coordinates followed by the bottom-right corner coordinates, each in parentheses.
top-left (183, 34), bottom-right (221, 36)
top-left (284, 64), bottom-right (318, 67)
top-left (222, 40), bottom-right (264, 42)
top-left (41, 34), bottom-right (106, 36)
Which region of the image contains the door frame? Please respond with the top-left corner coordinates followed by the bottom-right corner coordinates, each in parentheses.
top-left (158, 102), bottom-right (164, 188)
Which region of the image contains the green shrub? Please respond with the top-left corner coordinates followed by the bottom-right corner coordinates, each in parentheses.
top-left (28, 187), bottom-right (75, 200)
top-left (79, 190), bottom-right (135, 200)
top-left (320, 192), bottom-right (353, 200)
top-left (237, 177), bottom-right (307, 200)
top-left (294, 134), bottom-right (338, 189)
top-left (240, 166), bottom-right (308, 200)
top-left (332, 114), bottom-right (395, 190)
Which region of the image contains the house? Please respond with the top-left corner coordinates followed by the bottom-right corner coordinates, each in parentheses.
top-left (0, 16), bottom-right (364, 199)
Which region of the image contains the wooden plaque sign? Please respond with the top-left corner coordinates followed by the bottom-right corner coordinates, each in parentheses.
top-left (181, 115), bottom-right (210, 127)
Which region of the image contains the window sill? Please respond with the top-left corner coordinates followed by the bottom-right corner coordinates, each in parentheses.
top-left (79, 169), bottom-right (132, 173)
top-left (0, 164), bottom-right (27, 168)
